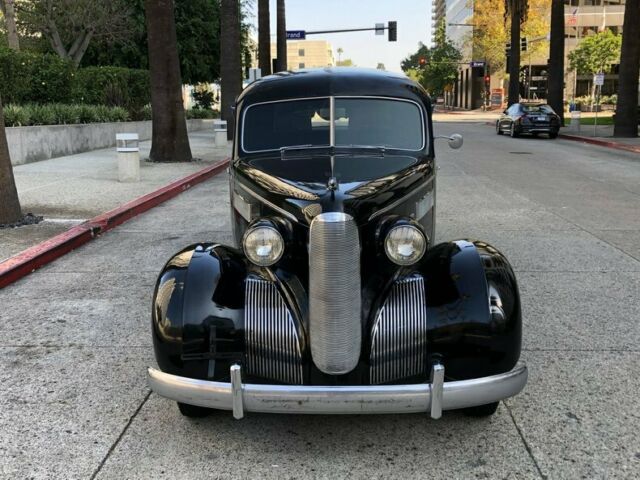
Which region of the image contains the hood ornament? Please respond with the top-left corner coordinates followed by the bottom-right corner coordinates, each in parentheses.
top-left (327, 176), bottom-right (339, 191)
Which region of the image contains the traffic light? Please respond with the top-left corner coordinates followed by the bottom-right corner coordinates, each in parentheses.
top-left (521, 37), bottom-right (528, 52)
top-left (484, 75), bottom-right (491, 86)
top-left (419, 57), bottom-right (427, 68)
top-left (388, 21), bottom-right (397, 42)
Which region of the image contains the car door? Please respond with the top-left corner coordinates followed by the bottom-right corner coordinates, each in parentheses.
top-left (499, 107), bottom-right (510, 131)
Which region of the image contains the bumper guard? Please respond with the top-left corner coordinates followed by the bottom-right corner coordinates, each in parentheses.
top-left (147, 363), bottom-right (527, 419)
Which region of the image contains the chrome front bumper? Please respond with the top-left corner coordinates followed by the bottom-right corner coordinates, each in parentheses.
top-left (147, 363), bottom-right (527, 419)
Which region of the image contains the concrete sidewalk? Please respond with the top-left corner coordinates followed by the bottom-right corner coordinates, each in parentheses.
top-left (1, 130), bottom-right (231, 262)
top-left (1, 121), bottom-right (639, 478)
top-left (561, 123), bottom-right (640, 153)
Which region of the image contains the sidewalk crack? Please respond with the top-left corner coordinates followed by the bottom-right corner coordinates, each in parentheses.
top-left (89, 389), bottom-right (151, 480)
top-left (505, 403), bottom-right (547, 479)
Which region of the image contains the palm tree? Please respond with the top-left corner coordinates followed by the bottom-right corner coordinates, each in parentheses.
top-left (258, 0), bottom-right (271, 76)
top-left (220, 0), bottom-right (242, 140)
top-left (144, 0), bottom-right (192, 162)
top-left (547, 0), bottom-right (564, 124)
top-left (276, 0), bottom-right (287, 71)
top-left (614, 0), bottom-right (640, 137)
top-left (337, 47), bottom-right (343, 62)
top-left (0, 96), bottom-right (22, 225)
top-left (504, 0), bottom-right (528, 106)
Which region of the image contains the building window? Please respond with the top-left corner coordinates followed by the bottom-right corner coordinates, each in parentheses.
top-left (298, 62), bottom-right (305, 69)
top-left (298, 49), bottom-right (305, 57)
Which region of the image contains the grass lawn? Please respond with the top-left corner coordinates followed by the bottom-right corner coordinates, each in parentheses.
top-left (564, 113), bottom-right (614, 126)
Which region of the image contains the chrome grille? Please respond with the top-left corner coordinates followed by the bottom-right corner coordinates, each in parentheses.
top-left (244, 276), bottom-right (303, 384)
top-left (370, 276), bottom-right (428, 385)
top-left (309, 212), bottom-right (362, 375)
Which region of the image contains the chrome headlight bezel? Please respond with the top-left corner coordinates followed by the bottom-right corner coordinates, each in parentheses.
top-left (383, 223), bottom-right (427, 266)
top-left (242, 223), bottom-right (285, 267)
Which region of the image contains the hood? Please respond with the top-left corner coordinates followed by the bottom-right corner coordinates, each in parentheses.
top-left (236, 153), bottom-right (433, 226)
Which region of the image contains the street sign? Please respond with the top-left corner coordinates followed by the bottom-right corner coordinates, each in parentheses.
top-left (286, 30), bottom-right (306, 40)
top-left (594, 72), bottom-right (605, 86)
top-left (375, 23), bottom-right (385, 35)
top-left (470, 61), bottom-right (485, 68)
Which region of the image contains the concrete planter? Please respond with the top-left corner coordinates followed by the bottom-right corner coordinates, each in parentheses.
top-left (7, 119), bottom-right (213, 166)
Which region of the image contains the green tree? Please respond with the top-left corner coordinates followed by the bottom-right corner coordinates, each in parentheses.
top-left (505, 0), bottom-right (528, 105)
top-left (17, 0), bottom-right (134, 66)
top-left (0, 0), bottom-right (20, 50)
top-left (401, 21), bottom-right (461, 98)
top-left (547, 0), bottom-right (565, 123)
top-left (614, 0), bottom-right (640, 138)
top-left (569, 29), bottom-right (621, 99)
top-left (0, 95), bottom-right (21, 224)
top-left (258, 0), bottom-right (271, 75)
top-left (145, 0), bottom-right (192, 163)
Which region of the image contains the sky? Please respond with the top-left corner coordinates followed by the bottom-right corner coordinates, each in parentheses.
top-left (250, 0), bottom-right (432, 73)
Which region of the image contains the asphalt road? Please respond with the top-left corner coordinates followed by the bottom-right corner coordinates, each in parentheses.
top-left (1, 122), bottom-right (639, 479)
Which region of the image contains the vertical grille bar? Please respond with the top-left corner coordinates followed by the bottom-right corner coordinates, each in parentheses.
top-left (309, 212), bottom-right (362, 375)
top-left (244, 276), bottom-right (303, 384)
top-left (370, 276), bottom-right (428, 385)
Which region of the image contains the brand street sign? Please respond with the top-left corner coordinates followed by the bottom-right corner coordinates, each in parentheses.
top-left (286, 30), bottom-right (306, 40)
top-left (470, 61), bottom-right (485, 68)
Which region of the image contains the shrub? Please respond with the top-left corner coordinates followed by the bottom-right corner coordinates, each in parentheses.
top-left (72, 66), bottom-right (150, 117)
top-left (2, 104), bottom-right (130, 126)
top-left (0, 47), bottom-right (75, 104)
top-left (186, 108), bottom-right (219, 119)
top-left (2, 104), bottom-right (30, 126)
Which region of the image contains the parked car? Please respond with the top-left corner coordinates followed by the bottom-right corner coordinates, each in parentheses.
top-left (148, 68), bottom-right (527, 420)
top-left (497, 103), bottom-right (561, 138)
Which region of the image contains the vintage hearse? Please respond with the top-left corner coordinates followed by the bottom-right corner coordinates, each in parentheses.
top-left (147, 68), bottom-right (527, 419)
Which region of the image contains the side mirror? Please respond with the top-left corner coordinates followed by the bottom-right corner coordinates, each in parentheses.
top-left (434, 134), bottom-right (464, 150)
top-left (448, 133), bottom-right (463, 149)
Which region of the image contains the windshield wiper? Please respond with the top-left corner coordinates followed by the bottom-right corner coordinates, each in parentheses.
top-left (280, 144), bottom-right (314, 152)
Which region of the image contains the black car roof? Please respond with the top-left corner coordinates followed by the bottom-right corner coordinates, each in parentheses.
top-left (237, 67), bottom-right (430, 106)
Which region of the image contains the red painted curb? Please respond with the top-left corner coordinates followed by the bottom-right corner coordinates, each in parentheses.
top-left (559, 134), bottom-right (640, 154)
top-left (0, 158), bottom-right (230, 289)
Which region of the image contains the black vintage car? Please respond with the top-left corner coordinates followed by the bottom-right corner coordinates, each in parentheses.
top-left (497, 103), bottom-right (561, 138)
top-left (148, 68), bottom-right (527, 419)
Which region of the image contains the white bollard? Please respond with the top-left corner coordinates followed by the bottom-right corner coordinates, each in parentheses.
top-left (570, 111), bottom-right (581, 132)
top-left (116, 133), bottom-right (140, 182)
top-left (214, 119), bottom-right (228, 146)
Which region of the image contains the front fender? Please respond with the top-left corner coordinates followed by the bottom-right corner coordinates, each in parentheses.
top-left (419, 240), bottom-right (522, 380)
top-left (152, 244), bottom-right (247, 380)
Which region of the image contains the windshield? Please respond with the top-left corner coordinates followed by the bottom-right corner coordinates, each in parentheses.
top-left (242, 97), bottom-right (425, 153)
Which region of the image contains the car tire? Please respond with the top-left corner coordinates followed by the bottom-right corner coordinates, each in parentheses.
top-left (510, 123), bottom-right (519, 138)
top-left (178, 402), bottom-right (214, 418)
top-left (549, 131), bottom-right (558, 139)
top-left (463, 401), bottom-right (500, 417)
top-left (496, 122), bottom-right (503, 135)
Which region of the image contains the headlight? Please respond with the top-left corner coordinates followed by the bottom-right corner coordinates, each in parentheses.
top-left (243, 225), bottom-right (284, 266)
top-left (384, 224), bottom-right (426, 266)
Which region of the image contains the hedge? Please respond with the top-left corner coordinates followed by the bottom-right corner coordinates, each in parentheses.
top-left (71, 66), bottom-right (150, 115)
top-left (0, 48), bottom-right (75, 104)
top-left (2, 104), bottom-right (129, 127)
top-left (2, 103), bottom-right (218, 127)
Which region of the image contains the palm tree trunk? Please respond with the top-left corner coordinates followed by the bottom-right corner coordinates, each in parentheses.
top-left (220, 0), bottom-right (243, 141)
top-left (144, 0), bottom-right (192, 162)
top-left (614, 0), bottom-right (640, 137)
top-left (547, 0), bottom-right (564, 124)
top-left (258, 0), bottom-right (271, 76)
top-left (0, 96), bottom-right (22, 225)
top-left (508, 3), bottom-right (521, 106)
top-left (276, 0), bottom-right (287, 71)
top-left (1, 0), bottom-right (20, 51)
